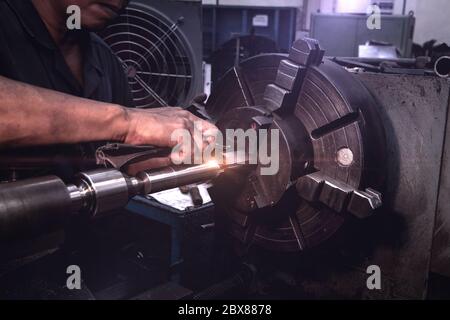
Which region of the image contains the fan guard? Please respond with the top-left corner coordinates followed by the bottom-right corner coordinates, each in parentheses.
top-left (100, 2), bottom-right (198, 108)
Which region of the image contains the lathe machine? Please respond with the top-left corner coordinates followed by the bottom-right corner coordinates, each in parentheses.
top-left (1, 38), bottom-right (450, 300)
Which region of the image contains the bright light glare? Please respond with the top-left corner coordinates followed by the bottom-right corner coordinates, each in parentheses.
top-left (206, 160), bottom-right (220, 168)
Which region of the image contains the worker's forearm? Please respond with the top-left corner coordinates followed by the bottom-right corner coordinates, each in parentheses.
top-left (0, 76), bottom-right (129, 147)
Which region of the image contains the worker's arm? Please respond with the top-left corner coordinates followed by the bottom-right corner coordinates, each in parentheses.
top-left (0, 75), bottom-right (216, 149)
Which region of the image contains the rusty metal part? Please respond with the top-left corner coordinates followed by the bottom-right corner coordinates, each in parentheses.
top-left (189, 186), bottom-right (204, 206)
top-left (207, 38), bottom-right (386, 253)
top-left (179, 184), bottom-right (207, 206)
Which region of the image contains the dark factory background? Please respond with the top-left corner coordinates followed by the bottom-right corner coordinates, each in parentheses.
top-left (1, 0), bottom-right (450, 302)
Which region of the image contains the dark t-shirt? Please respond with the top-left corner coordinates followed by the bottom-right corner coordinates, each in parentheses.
top-left (0, 0), bottom-right (134, 180)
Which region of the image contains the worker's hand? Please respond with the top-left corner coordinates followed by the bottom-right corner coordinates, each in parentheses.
top-left (123, 107), bottom-right (219, 166)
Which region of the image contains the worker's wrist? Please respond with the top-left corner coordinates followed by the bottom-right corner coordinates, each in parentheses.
top-left (110, 105), bottom-right (132, 143)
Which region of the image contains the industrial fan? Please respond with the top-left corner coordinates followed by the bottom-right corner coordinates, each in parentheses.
top-left (99, 0), bottom-right (202, 109)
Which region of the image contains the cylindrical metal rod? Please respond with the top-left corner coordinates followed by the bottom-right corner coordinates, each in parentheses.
top-left (331, 56), bottom-right (419, 65)
top-left (76, 169), bottom-right (134, 217)
top-left (137, 161), bottom-right (223, 195)
top-left (0, 162), bottom-right (226, 242)
top-left (0, 176), bottom-right (72, 241)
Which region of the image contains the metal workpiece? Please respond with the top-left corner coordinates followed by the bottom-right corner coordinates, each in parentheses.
top-left (136, 161), bottom-right (224, 195)
top-left (0, 162), bottom-right (229, 242)
top-left (0, 176), bottom-right (72, 241)
top-left (75, 169), bottom-right (137, 216)
top-left (0, 170), bottom-right (136, 242)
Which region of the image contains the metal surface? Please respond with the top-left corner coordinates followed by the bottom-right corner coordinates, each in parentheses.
top-left (188, 186), bottom-right (204, 207)
top-left (296, 173), bottom-right (382, 219)
top-left (307, 71), bottom-right (450, 299)
top-left (77, 169), bottom-right (132, 216)
top-left (208, 46), bottom-right (450, 298)
top-left (431, 75), bottom-right (450, 278)
top-left (207, 38), bottom-right (386, 254)
top-left (331, 56), bottom-right (432, 75)
top-left (206, 53), bottom-right (287, 121)
top-left (0, 162), bottom-right (227, 243)
top-left (0, 176), bottom-right (71, 242)
top-left (137, 162), bottom-right (223, 194)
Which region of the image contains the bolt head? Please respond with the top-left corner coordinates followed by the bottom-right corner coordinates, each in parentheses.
top-left (337, 147), bottom-right (354, 166)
